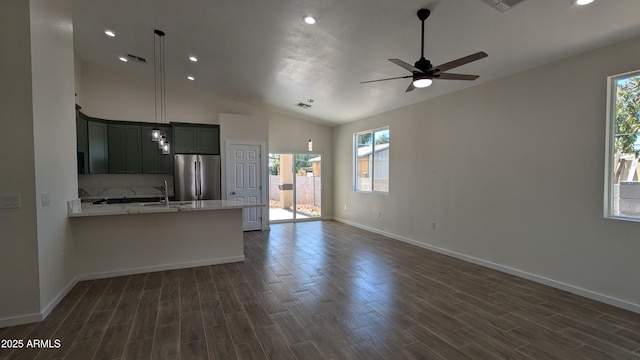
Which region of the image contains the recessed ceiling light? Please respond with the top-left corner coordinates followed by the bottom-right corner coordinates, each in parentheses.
top-left (188, 56), bottom-right (198, 62)
top-left (303, 15), bottom-right (316, 25)
top-left (573, 0), bottom-right (594, 5)
top-left (118, 56), bottom-right (128, 62)
top-left (187, 76), bottom-right (195, 81)
top-left (104, 30), bottom-right (116, 37)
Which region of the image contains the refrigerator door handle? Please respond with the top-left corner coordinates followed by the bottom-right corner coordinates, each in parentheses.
top-left (194, 161), bottom-right (199, 197)
top-left (197, 161), bottom-right (202, 198)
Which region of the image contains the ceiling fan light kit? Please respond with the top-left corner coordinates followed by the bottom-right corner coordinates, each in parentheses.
top-left (362, 8), bottom-right (487, 92)
top-left (413, 78), bottom-right (433, 88)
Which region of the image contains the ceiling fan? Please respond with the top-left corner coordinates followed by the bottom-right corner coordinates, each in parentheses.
top-left (361, 9), bottom-right (488, 92)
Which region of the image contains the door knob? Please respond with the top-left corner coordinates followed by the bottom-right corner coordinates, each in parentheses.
top-left (231, 191), bottom-right (236, 195)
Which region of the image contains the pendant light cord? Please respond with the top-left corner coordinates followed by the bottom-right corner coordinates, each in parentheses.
top-left (153, 31), bottom-right (158, 127)
top-left (161, 33), bottom-right (167, 126)
top-left (153, 29), bottom-right (167, 127)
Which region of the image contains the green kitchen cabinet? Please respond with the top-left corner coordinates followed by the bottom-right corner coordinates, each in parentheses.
top-left (108, 124), bottom-right (142, 173)
top-left (172, 124), bottom-right (220, 154)
top-left (76, 111), bottom-right (89, 174)
top-left (87, 120), bottom-right (109, 174)
top-left (197, 126), bottom-right (220, 154)
top-left (142, 125), bottom-right (173, 174)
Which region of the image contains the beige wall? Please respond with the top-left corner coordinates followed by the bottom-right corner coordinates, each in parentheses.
top-left (334, 35), bottom-right (640, 310)
top-left (74, 56), bottom-right (83, 106)
top-left (0, 0), bottom-right (41, 324)
top-left (79, 63), bottom-right (260, 124)
top-left (30, 0), bottom-right (78, 317)
top-left (0, 0), bottom-right (77, 326)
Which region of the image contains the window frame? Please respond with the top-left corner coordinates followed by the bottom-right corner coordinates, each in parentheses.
top-left (353, 126), bottom-right (390, 193)
top-left (604, 69), bottom-right (640, 222)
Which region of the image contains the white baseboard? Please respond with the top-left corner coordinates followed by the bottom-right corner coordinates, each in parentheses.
top-left (0, 312), bottom-right (42, 329)
top-left (41, 276), bottom-right (79, 319)
top-left (333, 217), bottom-right (640, 314)
top-left (77, 256), bottom-right (245, 281)
top-left (0, 277), bottom-right (79, 328)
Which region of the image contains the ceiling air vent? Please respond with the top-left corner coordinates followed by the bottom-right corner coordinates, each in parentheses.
top-left (296, 102), bottom-right (312, 109)
top-left (480, 0), bottom-right (526, 12)
top-left (127, 54), bottom-right (147, 63)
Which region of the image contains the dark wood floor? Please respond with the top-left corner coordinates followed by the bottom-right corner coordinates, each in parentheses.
top-left (2, 221), bottom-right (640, 360)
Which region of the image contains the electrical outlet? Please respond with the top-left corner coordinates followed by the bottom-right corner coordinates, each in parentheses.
top-left (344, 204), bottom-right (347, 211)
top-left (41, 192), bottom-right (50, 207)
top-left (0, 194), bottom-right (21, 209)
top-left (431, 222), bottom-right (436, 230)
top-left (377, 211), bottom-right (381, 218)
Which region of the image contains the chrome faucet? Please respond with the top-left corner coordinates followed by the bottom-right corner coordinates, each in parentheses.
top-left (163, 179), bottom-right (169, 205)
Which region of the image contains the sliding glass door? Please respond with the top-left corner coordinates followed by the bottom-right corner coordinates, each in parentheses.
top-left (269, 153), bottom-right (322, 222)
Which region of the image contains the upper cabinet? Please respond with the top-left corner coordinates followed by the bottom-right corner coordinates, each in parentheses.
top-left (76, 111), bottom-right (89, 174)
top-left (87, 120), bottom-right (109, 174)
top-left (141, 125), bottom-right (173, 174)
top-left (173, 124), bottom-right (220, 154)
top-left (108, 124), bottom-right (142, 174)
top-left (76, 111), bottom-right (220, 174)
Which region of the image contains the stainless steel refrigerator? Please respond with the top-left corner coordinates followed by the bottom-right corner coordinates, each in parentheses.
top-left (174, 154), bottom-right (221, 200)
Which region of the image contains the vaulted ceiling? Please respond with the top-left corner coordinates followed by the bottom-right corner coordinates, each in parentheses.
top-left (72, 0), bottom-right (640, 125)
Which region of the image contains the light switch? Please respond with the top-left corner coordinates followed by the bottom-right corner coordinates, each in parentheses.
top-left (0, 194), bottom-right (21, 209)
top-left (41, 192), bottom-right (50, 207)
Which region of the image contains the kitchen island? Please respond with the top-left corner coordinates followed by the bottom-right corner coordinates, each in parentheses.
top-left (70, 200), bottom-right (262, 280)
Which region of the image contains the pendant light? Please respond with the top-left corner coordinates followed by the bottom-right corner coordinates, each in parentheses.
top-left (153, 29), bottom-right (170, 154)
top-left (152, 30), bottom-right (163, 142)
top-left (307, 99), bottom-right (314, 152)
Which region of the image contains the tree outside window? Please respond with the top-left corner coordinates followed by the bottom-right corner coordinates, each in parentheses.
top-left (608, 73), bottom-right (640, 218)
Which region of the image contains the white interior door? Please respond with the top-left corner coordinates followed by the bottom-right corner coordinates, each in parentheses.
top-left (228, 144), bottom-right (263, 231)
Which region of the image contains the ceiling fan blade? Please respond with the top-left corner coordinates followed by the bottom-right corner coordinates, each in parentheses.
top-left (436, 73), bottom-right (479, 81)
top-left (361, 75), bottom-right (412, 84)
top-left (432, 52), bottom-right (488, 73)
top-left (389, 59), bottom-right (424, 73)
top-left (405, 82), bottom-right (416, 92)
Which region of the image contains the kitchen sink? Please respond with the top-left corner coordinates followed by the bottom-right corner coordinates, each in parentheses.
top-left (92, 197), bottom-right (164, 205)
top-left (139, 201), bottom-right (193, 208)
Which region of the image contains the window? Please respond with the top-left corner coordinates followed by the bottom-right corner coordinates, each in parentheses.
top-left (605, 70), bottom-right (640, 220)
top-left (355, 127), bottom-right (389, 192)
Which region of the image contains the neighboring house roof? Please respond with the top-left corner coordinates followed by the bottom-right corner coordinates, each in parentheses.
top-left (357, 143), bottom-right (389, 157)
top-left (309, 156), bottom-right (321, 162)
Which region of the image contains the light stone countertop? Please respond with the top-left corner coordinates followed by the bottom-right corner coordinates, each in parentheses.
top-left (68, 199), bottom-right (263, 218)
